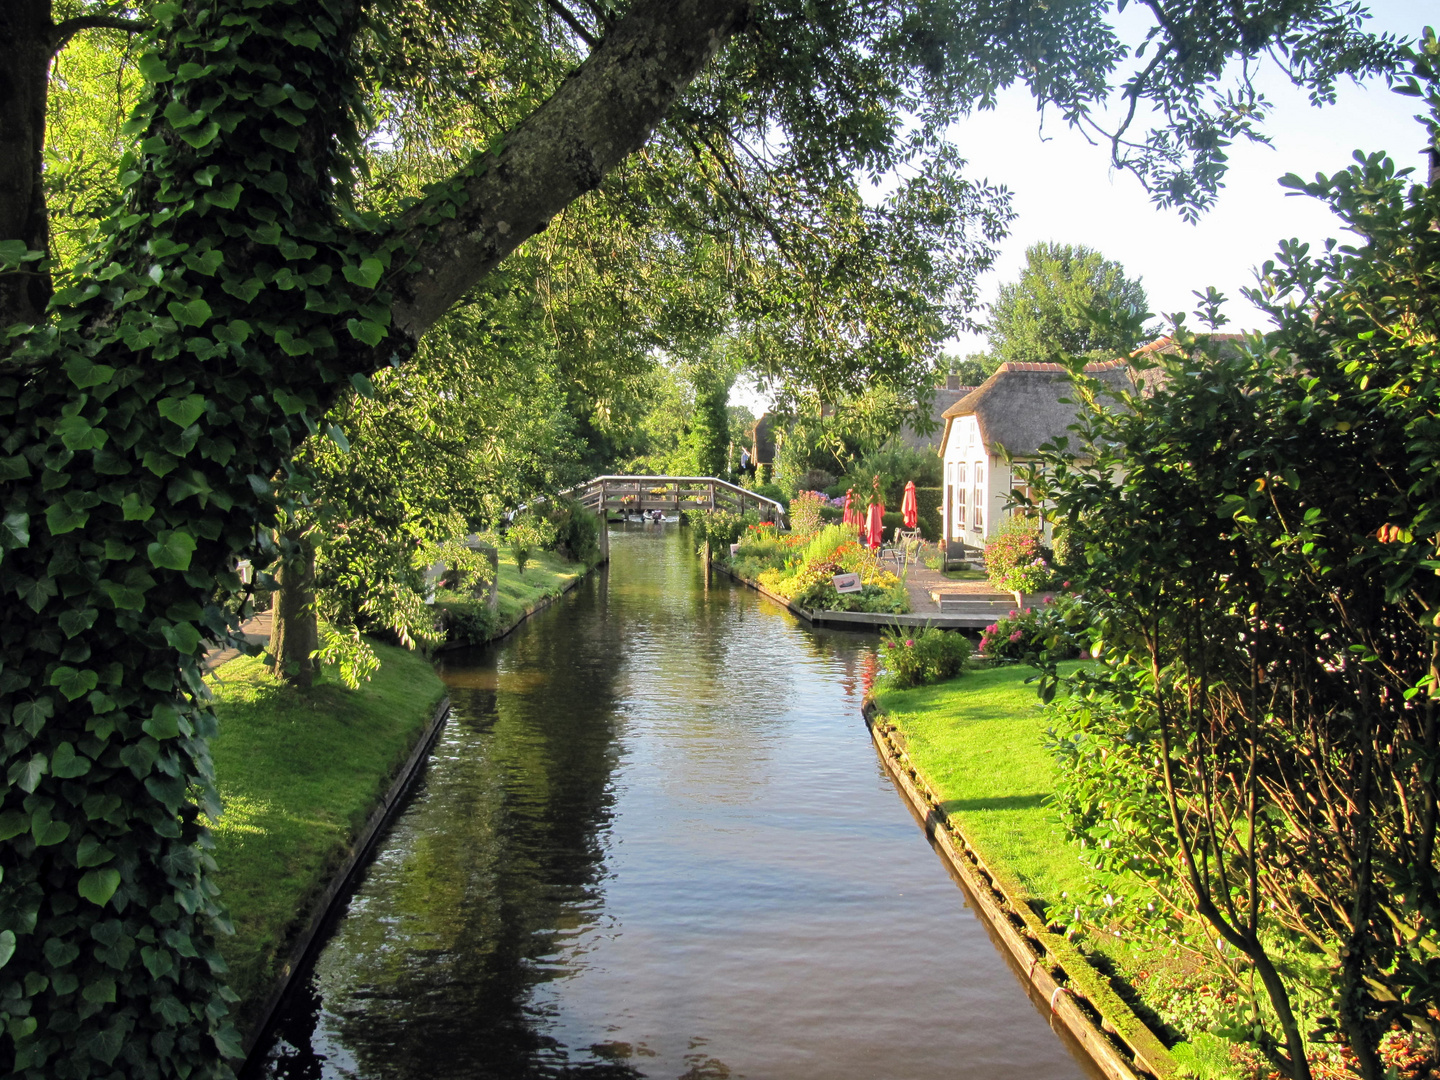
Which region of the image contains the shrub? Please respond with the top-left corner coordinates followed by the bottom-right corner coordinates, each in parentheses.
top-left (506, 512), bottom-right (556, 576)
top-left (877, 626), bottom-right (972, 688)
top-left (547, 497), bottom-right (601, 565)
top-left (789, 490), bottom-right (827, 537)
top-left (977, 591), bottom-right (1083, 662)
top-left (683, 507), bottom-right (760, 554)
top-left (983, 514), bottom-right (1055, 595)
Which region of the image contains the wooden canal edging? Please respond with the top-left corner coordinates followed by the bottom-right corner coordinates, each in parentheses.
top-left (238, 695), bottom-right (453, 1066)
top-left (860, 698), bottom-right (1181, 1080)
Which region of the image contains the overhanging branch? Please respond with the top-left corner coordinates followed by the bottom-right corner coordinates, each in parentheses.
top-left (51, 15), bottom-right (151, 54)
top-left (387, 0), bottom-right (751, 340)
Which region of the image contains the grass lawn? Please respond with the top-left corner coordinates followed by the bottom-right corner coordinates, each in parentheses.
top-left (874, 663), bottom-right (1243, 1079)
top-left (435, 547), bottom-right (590, 644)
top-left (206, 641), bottom-right (446, 1028)
top-left (874, 661), bottom-right (1090, 906)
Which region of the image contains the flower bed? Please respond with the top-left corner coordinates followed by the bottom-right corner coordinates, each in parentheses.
top-left (732, 523), bottom-right (909, 613)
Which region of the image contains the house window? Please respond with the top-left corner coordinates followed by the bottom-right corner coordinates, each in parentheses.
top-left (972, 461), bottom-right (986, 534)
top-left (956, 462), bottom-right (968, 531)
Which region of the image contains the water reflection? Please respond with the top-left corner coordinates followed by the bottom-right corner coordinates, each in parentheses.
top-left (251, 525), bottom-right (1087, 1080)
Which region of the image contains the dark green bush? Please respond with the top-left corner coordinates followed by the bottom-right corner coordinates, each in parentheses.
top-left (877, 626), bottom-right (972, 687)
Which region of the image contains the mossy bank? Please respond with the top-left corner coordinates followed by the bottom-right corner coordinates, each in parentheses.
top-left (206, 642), bottom-right (447, 1034)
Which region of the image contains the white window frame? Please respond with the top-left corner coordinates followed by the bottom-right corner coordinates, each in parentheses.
top-left (956, 462), bottom-right (968, 531)
top-left (972, 460), bottom-right (986, 535)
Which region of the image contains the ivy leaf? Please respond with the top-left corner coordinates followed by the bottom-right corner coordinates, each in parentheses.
top-left (273, 329), bottom-right (313, 356)
top-left (59, 607), bottom-right (99, 638)
top-left (121, 492), bottom-right (155, 521)
top-left (161, 622), bottom-right (202, 655)
top-left (16, 574), bottom-right (57, 613)
top-left (147, 530), bottom-right (198, 571)
top-left (349, 372), bottom-right (375, 399)
top-left (56, 414), bottom-right (107, 451)
top-left (51, 666), bottom-right (99, 702)
top-left (13, 698), bottom-right (53, 734)
top-left (0, 811), bottom-right (30, 841)
top-left (51, 742), bottom-right (92, 778)
top-left (64, 356), bottom-right (118, 389)
top-left (345, 317), bottom-right (385, 346)
top-left (342, 258), bottom-right (384, 289)
top-left (45, 501), bottom-right (90, 535)
top-left (326, 424), bottom-right (350, 452)
top-left (143, 704), bottom-right (182, 740)
top-left (272, 387), bottom-right (308, 415)
top-left (213, 320), bottom-right (251, 345)
top-left (0, 930), bottom-right (14, 970)
top-left (78, 868), bottom-right (122, 907)
top-left (158, 394), bottom-right (207, 428)
top-left (8, 754), bottom-right (46, 794)
top-left (166, 299), bottom-right (213, 328)
top-left (136, 53), bottom-right (173, 83)
top-left (204, 184), bottom-right (243, 210)
top-left (178, 121), bottom-right (221, 149)
top-left (0, 456), bottom-right (30, 481)
top-left (0, 511), bottom-right (28, 550)
top-left (77, 836), bottom-right (115, 868)
top-left (143, 450), bottom-right (179, 476)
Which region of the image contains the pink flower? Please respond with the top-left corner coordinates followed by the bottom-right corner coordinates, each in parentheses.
top-left (985, 623), bottom-right (998, 634)
top-left (905, 639), bottom-right (915, 647)
top-left (1042, 594), bottom-right (1053, 605)
top-left (1010, 630), bottom-right (1024, 643)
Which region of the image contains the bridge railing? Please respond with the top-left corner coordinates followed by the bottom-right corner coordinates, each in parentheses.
top-left (560, 475), bottom-right (787, 527)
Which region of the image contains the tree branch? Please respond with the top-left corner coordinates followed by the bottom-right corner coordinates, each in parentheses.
top-left (388, 0), bottom-right (751, 340)
top-left (50, 15), bottom-right (151, 54)
top-left (542, 0), bottom-right (600, 50)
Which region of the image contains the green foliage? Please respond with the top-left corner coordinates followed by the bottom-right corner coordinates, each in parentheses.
top-left (983, 515), bottom-right (1055, 595)
top-left (505, 513), bottom-right (555, 576)
top-left (947, 352), bottom-right (998, 386)
top-left (788, 491), bottom-right (826, 537)
top-left (977, 594), bottom-right (1080, 663)
top-left (988, 242), bottom-right (1154, 366)
top-left (545, 498), bottom-right (601, 566)
top-left (1029, 64), bottom-right (1440, 1076)
top-left (751, 524), bottom-right (909, 613)
top-left (0, 0), bottom-right (1418, 1074)
top-left (876, 627), bottom-right (971, 689)
top-left (206, 642), bottom-right (444, 1028)
top-left (683, 507), bottom-right (759, 554)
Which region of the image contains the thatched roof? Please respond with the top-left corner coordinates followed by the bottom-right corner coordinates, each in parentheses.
top-left (899, 386), bottom-right (972, 452)
top-left (941, 360), bottom-right (1132, 457)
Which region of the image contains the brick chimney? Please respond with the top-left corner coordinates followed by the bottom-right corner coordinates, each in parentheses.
top-left (945, 374), bottom-right (961, 390)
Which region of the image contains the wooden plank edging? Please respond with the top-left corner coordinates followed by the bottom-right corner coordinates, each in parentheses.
top-left (861, 697), bottom-right (1180, 1080)
top-left (237, 693), bottom-right (453, 1065)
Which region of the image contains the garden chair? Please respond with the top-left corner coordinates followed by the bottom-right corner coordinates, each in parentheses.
top-left (882, 528), bottom-right (923, 572)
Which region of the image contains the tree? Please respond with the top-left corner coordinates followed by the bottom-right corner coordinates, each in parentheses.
top-left (1031, 50), bottom-right (1440, 1078)
top-left (0, 0), bottom-right (1415, 1077)
top-left (947, 351), bottom-right (997, 385)
top-left (987, 242), bottom-right (1154, 366)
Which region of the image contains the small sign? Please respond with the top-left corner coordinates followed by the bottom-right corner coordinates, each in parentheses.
top-left (730, 543), bottom-right (741, 557)
top-left (832, 572), bottom-right (862, 594)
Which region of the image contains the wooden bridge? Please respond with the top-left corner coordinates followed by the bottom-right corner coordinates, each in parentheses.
top-left (563, 475), bottom-right (788, 526)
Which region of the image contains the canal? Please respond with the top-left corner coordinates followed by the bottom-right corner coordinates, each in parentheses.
top-left (251, 525), bottom-right (1090, 1079)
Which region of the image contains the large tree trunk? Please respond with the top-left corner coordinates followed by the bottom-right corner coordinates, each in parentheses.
top-left (0, 0), bottom-right (752, 1075)
top-left (269, 533), bottom-right (319, 689)
top-left (0, 0), bottom-right (54, 328)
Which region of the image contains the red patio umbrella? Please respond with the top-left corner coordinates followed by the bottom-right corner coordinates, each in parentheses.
top-left (865, 499), bottom-right (884, 550)
top-left (842, 488), bottom-right (856, 529)
top-left (901, 481), bottom-right (918, 529)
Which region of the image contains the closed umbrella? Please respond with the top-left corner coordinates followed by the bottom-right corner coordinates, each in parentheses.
top-left (901, 481), bottom-right (918, 529)
top-left (865, 500), bottom-right (884, 550)
top-left (842, 488), bottom-right (856, 529)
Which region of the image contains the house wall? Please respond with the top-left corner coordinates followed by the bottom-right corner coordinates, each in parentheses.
top-left (940, 417), bottom-right (1042, 556)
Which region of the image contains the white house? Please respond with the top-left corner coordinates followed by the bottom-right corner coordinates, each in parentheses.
top-left (937, 360), bottom-right (1132, 559)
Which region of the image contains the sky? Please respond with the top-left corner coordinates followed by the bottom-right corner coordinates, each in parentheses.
top-left (733, 0), bottom-right (1430, 413)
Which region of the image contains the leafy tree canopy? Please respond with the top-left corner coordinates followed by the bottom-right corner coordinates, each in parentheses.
top-left (987, 241), bottom-right (1156, 366)
top-left (0, 0), bottom-right (1419, 1077)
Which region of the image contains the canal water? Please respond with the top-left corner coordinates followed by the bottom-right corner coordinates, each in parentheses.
top-left (251, 525), bottom-right (1089, 1079)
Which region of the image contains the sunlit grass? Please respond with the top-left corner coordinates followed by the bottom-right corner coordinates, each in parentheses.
top-left (874, 661), bottom-right (1090, 901)
top-left (206, 641), bottom-right (446, 1028)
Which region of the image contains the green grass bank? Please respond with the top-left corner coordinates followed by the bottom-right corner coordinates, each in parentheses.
top-left (872, 663), bottom-right (1234, 1080)
top-left (206, 642), bottom-right (447, 1029)
top-left (434, 547), bottom-right (594, 646)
